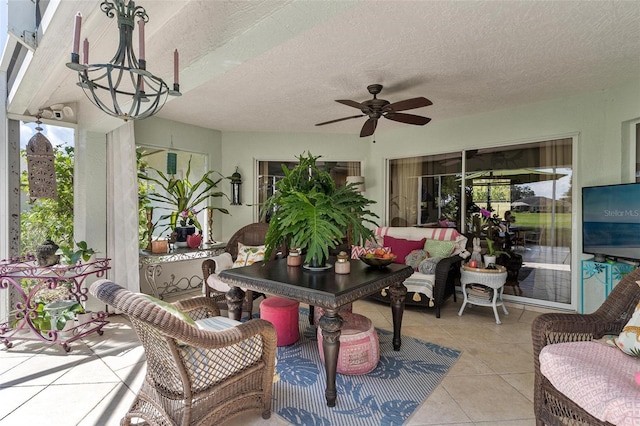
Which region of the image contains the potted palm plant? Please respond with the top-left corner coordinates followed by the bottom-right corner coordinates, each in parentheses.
top-left (263, 152), bottom-right (378, 268)
top-left (139, 156), bottom-right (231, 246)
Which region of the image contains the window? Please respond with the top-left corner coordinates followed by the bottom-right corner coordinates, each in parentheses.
top-left (389, 137), bottom-right (573, 308)
top-left (257, 160), bottom-right (361, 222)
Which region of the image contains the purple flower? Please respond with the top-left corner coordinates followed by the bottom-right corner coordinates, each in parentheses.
top-left (480, 208), bottom-right (491, 218)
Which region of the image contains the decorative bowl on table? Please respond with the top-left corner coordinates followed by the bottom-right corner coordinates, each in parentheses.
top-left (359, 255), bottom-right (396, 267)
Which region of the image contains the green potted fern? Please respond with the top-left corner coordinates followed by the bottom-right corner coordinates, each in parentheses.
top-left (262, 152), bottom-right (378, 268)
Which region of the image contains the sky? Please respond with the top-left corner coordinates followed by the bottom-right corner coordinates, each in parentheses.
top-left (525, 168), bottom-right (572, 200)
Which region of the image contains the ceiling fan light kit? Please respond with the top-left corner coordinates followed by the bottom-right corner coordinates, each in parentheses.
top-left (66, 0), bottom-right (181, 121)
top-left (316, 84), bottom-right (432, 137)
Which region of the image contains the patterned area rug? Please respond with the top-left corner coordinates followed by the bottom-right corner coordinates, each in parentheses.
top-left (272, 308), bottom-right (461, 425)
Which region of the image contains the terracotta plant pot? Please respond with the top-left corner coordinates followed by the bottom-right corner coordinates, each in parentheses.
top-left (151, 240), bottom-right (168, 254)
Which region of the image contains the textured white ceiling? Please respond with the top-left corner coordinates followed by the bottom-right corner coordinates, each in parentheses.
top-left (8, 0), bottom-right (640, 135)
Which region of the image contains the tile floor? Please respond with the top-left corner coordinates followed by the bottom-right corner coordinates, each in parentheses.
top-left (0, 291), bottom-right (557, 425)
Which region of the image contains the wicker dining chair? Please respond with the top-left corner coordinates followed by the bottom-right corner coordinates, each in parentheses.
top-left (90, 279), bottom-right (277, 426)
top-left (203, 222), bottom-right (280, 318)
top-left (532, 266), bottom-right (640, 426)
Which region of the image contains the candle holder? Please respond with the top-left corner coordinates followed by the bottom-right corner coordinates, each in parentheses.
top-left (145, 207), bottom-right (153, 251)
top-left (207, 207), bottom-right (214, 244)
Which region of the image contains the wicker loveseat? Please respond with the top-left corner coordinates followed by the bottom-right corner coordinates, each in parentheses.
top-left (532, 267), bottom-right (640, 426)
top-left (90, 279), bottom-right (277, 426)
top-left (368, 226), bottom-right (469, 318)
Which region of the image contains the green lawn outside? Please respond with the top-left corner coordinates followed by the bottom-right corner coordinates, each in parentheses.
top-left (510, 211), bottom-right (572, 247)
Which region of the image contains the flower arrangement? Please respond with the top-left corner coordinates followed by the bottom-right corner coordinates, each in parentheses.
top-left (179, 209), bottom-right (199, 228)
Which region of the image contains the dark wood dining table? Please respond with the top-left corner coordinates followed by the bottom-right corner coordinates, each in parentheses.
top-left (219, 257), bottom-right (413, 407)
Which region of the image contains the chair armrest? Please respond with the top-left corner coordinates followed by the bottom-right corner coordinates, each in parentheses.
top-left (173, 296), bottom-right (221, 320)
top-left (531, 312), bottom-right (625, 361)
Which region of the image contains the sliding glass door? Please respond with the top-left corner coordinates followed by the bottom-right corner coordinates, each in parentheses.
top-left (388, 137), bottom-right (573, 308)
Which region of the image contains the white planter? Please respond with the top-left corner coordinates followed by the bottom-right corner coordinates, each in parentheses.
top-left (483, 255), bottom-right (497, 268)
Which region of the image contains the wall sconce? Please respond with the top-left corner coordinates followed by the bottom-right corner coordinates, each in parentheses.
top-left (345, 175), bottom-right (366, 193)
top-left (231, 167), bottom-right (242, 205)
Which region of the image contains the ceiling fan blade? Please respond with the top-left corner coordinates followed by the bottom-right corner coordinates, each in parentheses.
top-left (360, 118), bottom-right (377, 137)
top-left (384, 112), bottom-right (431, 125)
top-left (315, 114), bottom-right (364, 126)
top-left (383, 97), bottom-right (432, 112)
top-left (336, 99), bottom-right (366, 110)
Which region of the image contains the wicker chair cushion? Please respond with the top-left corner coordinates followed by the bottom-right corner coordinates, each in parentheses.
top-left (205, 253), bottom-right (234, 292)
top-left (539, 340), bottom-right (640, 425)
top-left (137, 293), bottom-right (196, 326)
top-left (232, 242), bottom-right (266, 268)
top-left (614, 298), bottom-right (640, 358)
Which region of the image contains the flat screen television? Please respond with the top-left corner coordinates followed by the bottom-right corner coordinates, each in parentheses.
top-left (582, 183), bottom-right (640, 261)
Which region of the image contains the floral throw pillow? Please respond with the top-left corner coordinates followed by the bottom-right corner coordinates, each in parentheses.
top-left (405, 249), bottom-right (428, 270)
top-left (232, 243), bottom-right (266, 268)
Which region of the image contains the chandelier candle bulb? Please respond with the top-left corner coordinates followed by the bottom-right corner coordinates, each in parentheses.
top-left (72, 12), bottom-right (82, 56)
top-left (83, 38), bottom-right (89, 65)
top-left (138, 19), bottom-right (145, 62)
top-left (174, 49), bottom-right (179, 85)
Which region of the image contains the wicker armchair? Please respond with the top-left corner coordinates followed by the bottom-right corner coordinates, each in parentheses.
top-left (532, 266), bottom-right (640, 426)
top-left (90, 279), bottom-right (277, 426)
top-left (203, 223), bottom-right (279, 318)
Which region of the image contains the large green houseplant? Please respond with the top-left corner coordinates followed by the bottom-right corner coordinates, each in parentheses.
top-left (138, 156), bottom-right (231, 235)
top-left (262, 152), bottom-right (379, 266)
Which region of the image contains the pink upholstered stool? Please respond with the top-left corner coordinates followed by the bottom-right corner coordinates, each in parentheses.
top-left (317, 312), bottom-right (379, 375)
top-left (260, 297), bottom-right (300, 346)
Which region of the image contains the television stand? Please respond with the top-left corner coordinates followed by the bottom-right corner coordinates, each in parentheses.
top-left (580, 259), bottom-right (636, 313)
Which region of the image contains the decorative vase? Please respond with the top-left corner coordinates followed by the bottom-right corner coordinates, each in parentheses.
top-left (36, 240), bottom-right (60, 266)
top-left (335, 251), bottom-right (350, 274)
top-left (174, 226), bottom-right (196, 247)
top-left (287, 249), bottom-right (302, 267)
top-left (186, 233), bottom-right (202, 249)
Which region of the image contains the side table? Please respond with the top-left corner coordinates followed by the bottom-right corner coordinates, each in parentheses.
top-left (458, 264), bottom-right (508, 324)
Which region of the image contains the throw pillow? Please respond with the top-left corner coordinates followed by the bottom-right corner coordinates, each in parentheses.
top-left (383, 235), bottom-right (426, 264)
top-left (232, 242), bottom-right (266, 268)
top-left (614, 288), bottom-right (640, 357)
top-left (137, 293), bottom-right (196, 326)
top-left (418, 257), bottom-right (443, 275)
top-left (350, 245), bottom-right (391, 259)
top-left (405, 249), bottom-right (428, 270)
top-left (423, 239), bottom-right (456, 259)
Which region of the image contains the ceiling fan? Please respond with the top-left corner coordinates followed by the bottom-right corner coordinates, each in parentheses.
top-left (315, 84), bottom-right (432, 137)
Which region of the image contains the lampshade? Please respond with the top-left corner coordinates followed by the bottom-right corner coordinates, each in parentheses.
top-left (345, 176), bottom-right (366, 192)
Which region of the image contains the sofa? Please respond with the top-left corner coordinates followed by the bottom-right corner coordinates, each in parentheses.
top-left (532, 266), bottom-right (640, 426)
top-left (367, 227), bottom-right (469, 318)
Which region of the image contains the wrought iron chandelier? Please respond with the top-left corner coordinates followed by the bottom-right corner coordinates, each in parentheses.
top-left (66, 0), bottom-right (181, 121)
